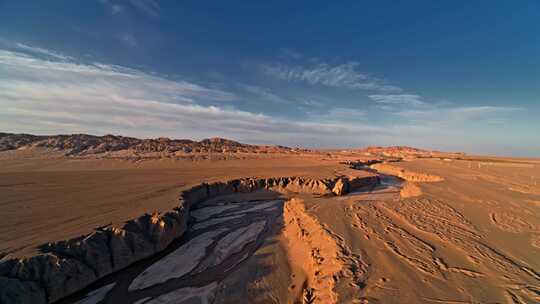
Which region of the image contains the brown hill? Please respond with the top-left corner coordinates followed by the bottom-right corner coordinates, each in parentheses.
top-left (0, 132), bottom-right (305, 156)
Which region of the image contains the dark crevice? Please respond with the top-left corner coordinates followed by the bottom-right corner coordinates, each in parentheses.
top-left (104, 230), bottom-right (116, 272)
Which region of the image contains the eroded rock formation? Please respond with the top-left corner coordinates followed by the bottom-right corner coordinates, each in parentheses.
top-left (0, 175), bottom-right (378, 304)
top-left (370, 163), bottom-right (444, 182)
top-left (282, 198), bottom-right (343, 303)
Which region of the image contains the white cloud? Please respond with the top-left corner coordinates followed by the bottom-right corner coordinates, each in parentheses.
top-left (14, 43), bottom-right (73, 61)
top-left (300, 99), bottom-right (325, 107)
top-left (240, 84), bottom-right (291, 104)
top-left (306, 108), bottom-right (366, 123)
top-left (394, 105), bottom-right (521, 124)
top-left (447, 106), bottom-right (522, 116)
top-left (392, 106), bottom-right (522, 131)
top-left (0, 47), bottom-right (391, 146)
top-left (369, 94), bottom-right (520, 127)
top-left (369, 94), bottom-right (425, 107)
top-left (1, 43), bottom-right (528, 153)
top-left (0, 49), bottom-right (237, 103)
top-left (262, 61), bottom-right (401, 92)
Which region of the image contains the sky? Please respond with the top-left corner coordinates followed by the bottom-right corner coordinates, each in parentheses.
top-left (0, 1), bottom-right (539, 156)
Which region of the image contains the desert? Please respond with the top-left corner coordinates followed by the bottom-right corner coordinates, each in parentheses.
top-left (2, 2), bottom-right (539, 303)
top-left (0, 133), bottom-right (539, 304)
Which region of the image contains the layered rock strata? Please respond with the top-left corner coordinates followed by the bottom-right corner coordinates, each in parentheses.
top-left (370, 163), bottom-right (444, 182)
top-left (0, 175), bottom-right (378, 304)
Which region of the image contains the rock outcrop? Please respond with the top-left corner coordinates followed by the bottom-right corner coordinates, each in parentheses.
top-left (332, 178), bottom-right (349, 196)
top-left (399, 181), bottom-right (423, 198)
top-left (0, 175), bottom-right (378, 304)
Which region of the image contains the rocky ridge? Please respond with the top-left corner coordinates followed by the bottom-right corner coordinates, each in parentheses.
top-left (0, 133), bottom-right (307, 157)
top-left (0, 174), bottom-right (379, 304)
top-left (355, 145), bottom-right (465, 159)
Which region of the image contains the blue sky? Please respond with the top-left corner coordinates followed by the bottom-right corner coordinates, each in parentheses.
top-left (0, 1), bottom-right (539, 156)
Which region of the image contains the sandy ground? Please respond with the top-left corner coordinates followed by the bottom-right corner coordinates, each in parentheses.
top-left (309, 158), bottom-right (540, 303)
top-left (0, 152), bottom-right (362, 257)
top-left (2, 151), bottom-right (540, 304)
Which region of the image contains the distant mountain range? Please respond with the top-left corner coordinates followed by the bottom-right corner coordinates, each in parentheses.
top-left (0, 132), bottom-right (466, 160)
top-left (0, 132), bottom-right (307, 156)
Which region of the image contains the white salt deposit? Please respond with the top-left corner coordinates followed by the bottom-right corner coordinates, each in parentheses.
top-left (195, 221), bottom-right (266, 272)
top-left (129, 229), bottom-right (226, 291)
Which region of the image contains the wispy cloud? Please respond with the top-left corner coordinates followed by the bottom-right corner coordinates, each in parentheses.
top-left (368, 94), bottom-right (520, 127)
top-left (0, 43), bottom-right (529, 153)
top-left (447, 106), bottom-right (522, 115)
top-left (369, 94), bottom-right (425, 107)
top-left (300, 99), bottom-right (325, 108)
top-left (0, 50), bottom-right (236, 103)
top-left (306, 108), bottom-right (366, 123)
top-left (240, 84), bottom-right (291, 104)
top-left (262, 61), bottom-right (401, 92)
top-left (14, 43), bottom-right (73, 61)
top-left (394, 106), bottom-right (522, 124)
top-left (129, 0), bottom-right (160, 17)
top-left (0, 46), bottom-right (392, 146)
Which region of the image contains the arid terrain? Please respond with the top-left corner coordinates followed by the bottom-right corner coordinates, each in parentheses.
top-left (1, 133), bottom-right (539, 304)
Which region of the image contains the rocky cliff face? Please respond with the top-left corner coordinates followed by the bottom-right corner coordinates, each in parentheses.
top-left (0, 133), bottom-right (308, 156)
top-left (0, 175), bottom-right (379, 304)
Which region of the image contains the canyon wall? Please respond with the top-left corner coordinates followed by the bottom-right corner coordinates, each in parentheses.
top-left (0, 175), bottom-right (378, 304)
